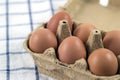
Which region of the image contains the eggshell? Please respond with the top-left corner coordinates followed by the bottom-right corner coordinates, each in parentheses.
top-left (29, 28), bottom-right (57, 53)
top-left (47, 11), bottom-right (73, 34)
top-left (88, 48), bottom-right (118, 76)
top-left (73, 23), bottom-right (96, 43)
top-left (58, 36), bottom-right (86, 64)
top-left (103, 30), bottom-right (120, 56)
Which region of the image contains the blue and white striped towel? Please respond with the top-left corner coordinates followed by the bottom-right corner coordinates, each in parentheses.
top-left (0, 0), bottom-right (67, 80)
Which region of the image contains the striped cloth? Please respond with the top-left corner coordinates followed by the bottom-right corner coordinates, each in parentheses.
top-left (0, 0), bottom-right (67, 80)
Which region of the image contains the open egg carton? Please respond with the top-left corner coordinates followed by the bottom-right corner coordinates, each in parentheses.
top-left (24, 0), bottom-right (120, 80)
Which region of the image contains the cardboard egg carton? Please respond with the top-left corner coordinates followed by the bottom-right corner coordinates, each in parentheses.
top-left (24, 25), bottom-right (120, 80)
top-left (24, 0), bottom-right (120, 80)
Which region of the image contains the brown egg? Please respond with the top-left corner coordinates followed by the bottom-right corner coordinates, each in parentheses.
top-left (73, 23), bottom-right (96, 43)
top-left (47, 11), bottom-right (73, 34)
top-left (103, 30), bottom-right (120, 56)
top-left (58, 36), bottom-right (86, 64)
top-left (29, 28), bottom-right (57, 53)
top-left (88, 48), bottom-right (118, 76)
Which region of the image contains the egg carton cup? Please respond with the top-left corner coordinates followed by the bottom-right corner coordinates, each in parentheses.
top-left (24, 0), bottom-right (120, 80)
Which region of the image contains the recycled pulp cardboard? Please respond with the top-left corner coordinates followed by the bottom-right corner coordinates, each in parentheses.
top-left (24, 0), bottom-right (120, 80)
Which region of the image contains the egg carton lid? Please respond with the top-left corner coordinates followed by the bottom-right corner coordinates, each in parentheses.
top-left (59, 0), bottom-right (120, 31)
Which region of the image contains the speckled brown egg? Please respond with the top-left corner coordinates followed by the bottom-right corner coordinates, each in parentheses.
top-left (47, 11), bottom-right (73, 34)
top-left (29, 28), bottom-right (57, 53)
top-left (103, 30), bottom-right (120, 56)
top-left (73, 23), bottom-right (96, 43)
top-left (58, 36), bottom-right (86, 64)
top-left (88, 48), bottom-right (118, 76)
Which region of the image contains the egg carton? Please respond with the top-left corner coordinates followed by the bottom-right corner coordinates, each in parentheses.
top-left (24, 0), bottom-right (120, 80)
top-left (24, 24), bottom-right (120, 80)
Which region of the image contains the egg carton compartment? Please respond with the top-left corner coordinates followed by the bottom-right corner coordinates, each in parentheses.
top-left (24, 23), bottom-right (120, 80)
top-left (24, 0), bottom-right (120, 80)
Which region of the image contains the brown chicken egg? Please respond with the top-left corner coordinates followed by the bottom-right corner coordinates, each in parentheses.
top-left (58, 36), bottom-right (86, 64)
top-left (103, 30), bottom-right (120, 56)
top-left (73, 23), bottom-right (96, 43)
top-left (47, 11), bottom-right (73, 34)
top-left (88, 48), bottom-right (118, 76)
top-left (29, 28), bottom-right (57, 53)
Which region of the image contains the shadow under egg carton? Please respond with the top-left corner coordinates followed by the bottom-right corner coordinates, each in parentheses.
top-left (118, 55), bottom-right (120, 74)
top-left (24, 23), bottom-right (120, 80)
